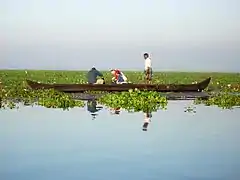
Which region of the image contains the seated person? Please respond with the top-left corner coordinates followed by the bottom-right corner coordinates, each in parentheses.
top-left (87, 67), bottom-right (105, 84)
top-left (110, 69), bottom-right (128, 84)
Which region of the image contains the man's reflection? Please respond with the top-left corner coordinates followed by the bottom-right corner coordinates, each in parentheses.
top-left (142, 111), bottom-right (152, 131)
top-left (87, 100), bottom-right (103, 120)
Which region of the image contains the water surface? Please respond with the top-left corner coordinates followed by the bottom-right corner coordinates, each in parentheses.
top-left (0, 101), bottom-right (240, 180)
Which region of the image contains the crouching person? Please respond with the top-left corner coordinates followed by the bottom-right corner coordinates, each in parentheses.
top-left (87, 67), bottom-right (105, 84)
top-left (110, 69), bottom-right (128, 84)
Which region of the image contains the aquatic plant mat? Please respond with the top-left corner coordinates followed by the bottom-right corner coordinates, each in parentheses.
top-left (69, 92), bottom-right (211, 101)
top-left (1, 70), bottom-right (239, 111)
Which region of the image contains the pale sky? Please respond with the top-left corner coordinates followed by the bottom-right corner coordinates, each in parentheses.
top-left (1, 0), bottom-right (240, 72)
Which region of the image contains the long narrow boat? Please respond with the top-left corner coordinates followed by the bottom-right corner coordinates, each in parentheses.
top-left (26, 77), bottom-right (211, 93)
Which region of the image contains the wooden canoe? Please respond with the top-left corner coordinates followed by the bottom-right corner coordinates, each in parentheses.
top-left (26, 77), bottom-right (211, 93)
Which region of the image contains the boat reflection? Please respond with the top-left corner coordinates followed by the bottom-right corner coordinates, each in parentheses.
top-left (142, 110), bottom-right (152, 131)
top-left (86, 100), bottom-right (103, 120)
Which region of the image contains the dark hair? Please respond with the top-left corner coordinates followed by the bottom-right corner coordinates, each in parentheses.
top-left (92, 67), bottom-right (96, 70)
top-left (143, 53), bottom-right (149, 57)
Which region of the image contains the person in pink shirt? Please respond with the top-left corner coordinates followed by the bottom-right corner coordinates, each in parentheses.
top-left (110, 69), bottom-right (128, 84)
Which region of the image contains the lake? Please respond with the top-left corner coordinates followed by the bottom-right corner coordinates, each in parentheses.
top-left (0, 101), bottom-right (240, 180)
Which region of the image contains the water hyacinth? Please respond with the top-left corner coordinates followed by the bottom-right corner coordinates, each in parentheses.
top-left (194, 92), bottom-right (240, 109)
top-left (0, 70), bottom-right (239, 110)
top-left (0, 87), bottom-right (85, 110)
top-left (99, 89), bottom-right (168, 112)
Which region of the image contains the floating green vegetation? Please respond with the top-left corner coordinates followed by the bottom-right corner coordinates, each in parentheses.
top-left (0, 87), bottom-right (85, 110)
top-left (0, 70), bottom-right (239, 111)
top-left (194, 92), bottom-right (240, 109)
top-left (1, 70), bottom-right (239, 92)
top-left (98, 89), bottom-right (168, 112)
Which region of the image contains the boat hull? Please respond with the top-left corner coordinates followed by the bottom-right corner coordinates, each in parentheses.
top-left (26, 77), bottom-right (211, 93)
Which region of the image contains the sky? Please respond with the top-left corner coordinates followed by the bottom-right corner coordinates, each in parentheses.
top-left (1, 0), bottom-right (240, 72)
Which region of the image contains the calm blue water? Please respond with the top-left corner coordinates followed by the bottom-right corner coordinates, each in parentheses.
top-left (0, 101), bottom-right (240, 180)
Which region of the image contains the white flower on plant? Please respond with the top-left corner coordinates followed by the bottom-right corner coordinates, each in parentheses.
top-left (216, 82), bottom-right (219, 85)
top-left (25, 71), bottom-right (28, 74)
top-left (227, 84), bottom-right (231, 87)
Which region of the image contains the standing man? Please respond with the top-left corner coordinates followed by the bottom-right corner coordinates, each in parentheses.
top-left (143, 53), bottom-right (153, 84)
top-left (87, 67), bottom-right (105, 84)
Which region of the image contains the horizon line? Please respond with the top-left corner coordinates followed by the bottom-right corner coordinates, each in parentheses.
top-left (0, 68), bottom-right (239, 74)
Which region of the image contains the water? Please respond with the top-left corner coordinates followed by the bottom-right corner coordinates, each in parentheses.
top-left (0, 101), bottom-right (240, 180)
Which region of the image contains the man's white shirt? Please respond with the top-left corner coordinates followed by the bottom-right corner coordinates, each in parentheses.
top-left (145, 58), bottom-right (151, 70)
